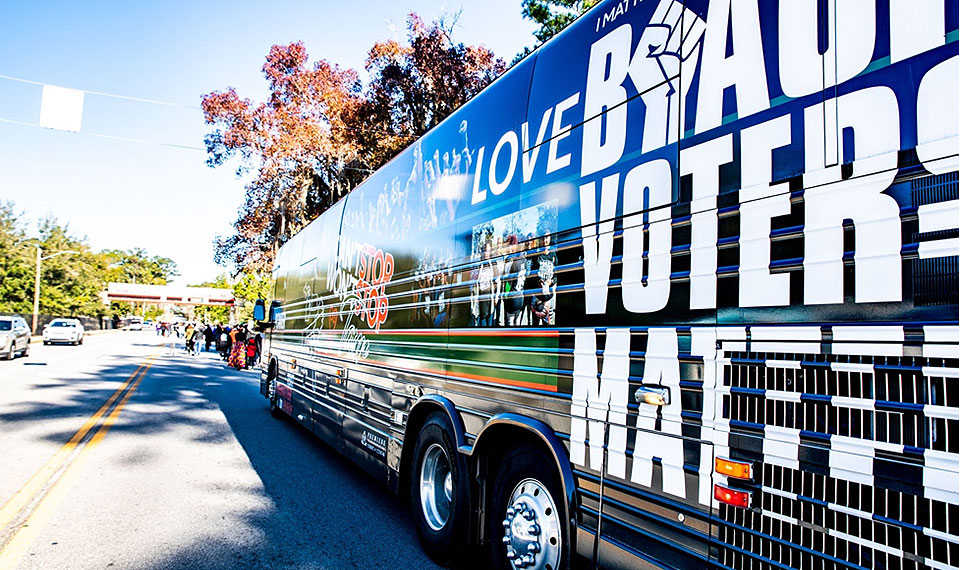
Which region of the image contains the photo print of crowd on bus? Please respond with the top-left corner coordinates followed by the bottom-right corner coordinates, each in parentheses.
top-left (340, 119), bottom-right (473, 243)
top-left (469, 201), bottom-right (558, 327)
top-left (410, 248), bottom-right (455, 329)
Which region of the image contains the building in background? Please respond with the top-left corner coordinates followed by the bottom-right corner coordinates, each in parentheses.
top-left (104, 283), bottom-right (235, 322)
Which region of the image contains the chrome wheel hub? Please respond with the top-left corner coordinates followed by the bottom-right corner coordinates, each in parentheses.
top-left (419, 443), bottom-right (452, 531)
top-left (501, 478), bottom-right (561, 570)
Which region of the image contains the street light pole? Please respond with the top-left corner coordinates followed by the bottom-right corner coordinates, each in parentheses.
top-left (32, 246), bottom-right (41, 334)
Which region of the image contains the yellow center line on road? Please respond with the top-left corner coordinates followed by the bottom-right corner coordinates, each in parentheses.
top-left (0, 360), bottom-right (147, 531)
top-left (0, 352), bottom-right (159, 569)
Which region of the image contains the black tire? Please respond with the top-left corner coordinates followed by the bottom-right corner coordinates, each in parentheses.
top-left (43, 341), bottom-right (49, 346)
top-left (79, 337), bottom-right (83, 345)
top-left (488, 446), bottom-right (567, 570)
top-left (267, 369), bottom-right (283, 419)
top-left (409, 412), bottom-right (471, 566)
top-left (268, 387), bottom-right (283, 418)
top-left (22, 343), bottom-right (29, 357)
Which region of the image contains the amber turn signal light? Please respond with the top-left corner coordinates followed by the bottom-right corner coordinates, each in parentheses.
top-left (714, 484), bottom-right (751, 508)
top-left (715, 457), bottom-right (753, 480)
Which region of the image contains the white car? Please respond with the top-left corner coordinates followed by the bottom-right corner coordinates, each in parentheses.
top-left (43, 318), bottom-right (85, 345)
top-left (0, 316), bottom-right (31, 359)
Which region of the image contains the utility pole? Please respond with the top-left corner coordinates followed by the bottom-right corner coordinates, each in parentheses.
top-left (32, 247), bottom-right (41, 334)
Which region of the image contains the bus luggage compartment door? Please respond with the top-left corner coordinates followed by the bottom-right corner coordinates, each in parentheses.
top-left (589, 335), bottom-right (716, 569)
top-left (310, 369), bottom-right (344, 451)
top-left (595, 429), bottom-right (715, 569)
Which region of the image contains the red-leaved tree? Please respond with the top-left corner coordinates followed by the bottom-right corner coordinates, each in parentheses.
top-left (203, 14), bottom-right (504, 272)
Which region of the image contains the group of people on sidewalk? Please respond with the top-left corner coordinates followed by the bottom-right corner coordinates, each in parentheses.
top-left (218, 324), bottom-right (260, 370)
top-left (156, 321), bottom-right (261, 370)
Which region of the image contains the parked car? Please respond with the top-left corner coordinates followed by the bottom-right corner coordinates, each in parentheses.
top-left (125, 316), bottom-right (144, 331)
top-left (0, 316), bottom-right (31, 359)
top-left (42, 318), bottom-right (84, 345)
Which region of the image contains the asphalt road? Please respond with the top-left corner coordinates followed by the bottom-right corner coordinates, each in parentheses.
top-left (0, 331), bottom-right (443, 570)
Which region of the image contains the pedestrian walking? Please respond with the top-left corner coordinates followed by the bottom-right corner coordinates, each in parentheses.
top-left (184, 322), bottom-right (195, 353)
top-left (245, 336), bottom-right (257, 368)
top-left (192, 326), bottom-right (204, 356)
top-left (218, 326), bottom-right (230, 360)
top-left (203, 324), bottom-right (214, 352)
top-left (228, 326), bottom-right (246, 369)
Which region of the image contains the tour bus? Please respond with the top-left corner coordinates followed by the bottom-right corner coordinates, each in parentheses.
top-left (256, 1), bottom-right (959, 568)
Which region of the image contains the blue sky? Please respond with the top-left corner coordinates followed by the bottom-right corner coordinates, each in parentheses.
top-left (0, 1), bottom-right (538, 284)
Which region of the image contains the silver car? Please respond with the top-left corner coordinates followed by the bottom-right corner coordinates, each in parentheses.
top-left (43, 318), bottom-right (85, 346)
top-left (0, 316), bottom-right (31, 360)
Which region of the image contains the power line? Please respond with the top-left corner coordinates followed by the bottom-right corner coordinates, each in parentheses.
top-left (0, 74), bottom-right (202, 110)
top-left (0, 117), bottom-right (203, 151)
top-left (0, 74), bottom-right (425, 148)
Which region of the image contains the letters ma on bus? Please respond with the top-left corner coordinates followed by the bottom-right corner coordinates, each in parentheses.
top-left (259, 1), bottom-right (960, 569)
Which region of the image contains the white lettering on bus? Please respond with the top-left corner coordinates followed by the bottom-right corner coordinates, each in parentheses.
top-left (571, 327), bottom-right (628, 474)
top-left (631, 328), bottom-right (685, 499)
top-left (473, 92), bottom-right (579, 205)
top-left (581, 23), bottom-right (633, 178)
top-left (546, 92), bottom-right (580, 175)
top-left (681, 135), bottom-right (732, 310)
top-left (579, 173), bottom-right (618, 315)
top-left (739, 115), bottom-right (792, 307)
top-left (802, 86), bottom-right (902, 305)
top-left (621, 159), bottom-right (672, 313)
top-left (571, 327), bottom-right (688, 501)
top-left (468, 0), bottom-right (956, 312)
top-left (470, 146), bottom-right (488, 205)
top-left (779, 1), bottom-right (876, 99)
top-left (890, 0), bottom-right (945, 64)
top-left (489, 130), bottom-right (519, 196)
top-left (522, 107), bottom-right (553, 183)
top-left (595, 0), bottom-right (639, 33)
top-left (579, 158), bottom-right (673, 315)
top-left (694, 0), bottom-right (769, 135)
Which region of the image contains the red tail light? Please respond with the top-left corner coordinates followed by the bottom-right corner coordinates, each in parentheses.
top-left (714, 484), bottom-right (751, 508)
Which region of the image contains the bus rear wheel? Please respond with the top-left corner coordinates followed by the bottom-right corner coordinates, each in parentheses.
top-left (409, 412), bottom-right (470, 566)
top-left (488, 446), bottom-right (565, 570)
top-left (267, 374), bottom-right (282, 419)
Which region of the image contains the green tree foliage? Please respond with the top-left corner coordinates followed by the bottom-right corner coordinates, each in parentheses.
top-left (0, 215), bottom-right (107, 317)
top-left (191, 275), bottom-right (232, 324)
top-left (103, 249), bottom-right (180, 318)
top-left (34, 217), bottom-right (103, 316)
top-left (102, 248), bottom-right (179, 285)
top-left (203, 14), bottom-right (504, 273)
top-left (232, 272), bottom-right (274, 323)
top-left (0, 201), bottom-right (180, 319)
top-left (516, 0), bottom-right (600, 60)
top-left (0, 202), bottom-right (33, 313)
top-left (188, 273), bottom-right (274, 324)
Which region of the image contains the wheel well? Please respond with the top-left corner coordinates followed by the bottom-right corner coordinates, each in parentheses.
top-left (262, 358), bottom-right (279, 399)
top-left (472, 424), bottom-right (547, 476)
top-left (471, 419), bottom-right (577, 565)
top-left (398, 400), bottom-right (456, 504)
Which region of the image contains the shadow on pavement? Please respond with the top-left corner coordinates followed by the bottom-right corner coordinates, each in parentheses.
top-left (4, 347), bottom-right (444, 570)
